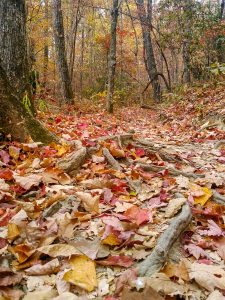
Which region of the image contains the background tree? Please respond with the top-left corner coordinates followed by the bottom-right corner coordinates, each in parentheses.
top-left (107, 0), bottom-right (120, 113)
top-left (136, 0), bottom-right (161, 102)
top-left (53, 0), bottom-right (74, 104)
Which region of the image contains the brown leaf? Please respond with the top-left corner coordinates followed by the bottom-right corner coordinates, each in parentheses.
top-left (121, 286), bottom-right (164, 300)
top-left (25, 259), bottom-right (60, 275)
top-left (0, 268), bottom-right (22, 286)
top-left (37, 244), bottom-right (81, 257)
top-left (75, 192), bottom-right (100, 213)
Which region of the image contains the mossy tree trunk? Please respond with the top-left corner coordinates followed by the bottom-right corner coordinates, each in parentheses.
top-left (0, 63), bottom-right (57, 144)
top-left (0, 0), bottom-right (35, 114)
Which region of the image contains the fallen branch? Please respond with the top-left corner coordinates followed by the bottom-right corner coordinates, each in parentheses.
top-left (137, 203), bottom-right (192, 277)
top-left (103, 148), bottom-right (121, 171)
top-left (138, 163), bottom-right (204, 179)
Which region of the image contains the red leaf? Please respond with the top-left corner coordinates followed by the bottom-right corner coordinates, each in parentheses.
top-left (0, 169), bottom-right (13, 181)
top-left (198, 220), bottom-right (224, 237)
top-left (0, 209), bottom-right (15, 227)
top-left (97, 255), bottom-right (134, 268)
top-left (124, 205), bottom-right (149, 226)
top-left (184, 244), bottom-right (208, 259)
top-left (0, 150), bottom-right (10, 164)
top-left (135, 148), bottom-right (145, 157)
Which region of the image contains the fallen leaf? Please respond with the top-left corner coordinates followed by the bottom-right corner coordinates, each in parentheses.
top-left (13, 173), bottom-right (42, 190)
top-left (75, 192), bottom-right (100, 213)
top-left (165, 198), bottom-right (186, 218)
top-left (207, 290), bottom-right (224, 300)
top-left (7, 223), bottom-right (20, 240)
top-left (189, 262), bottom-right (225, 291)
top-left (162, 260), bottom-right (189, 281)
top-left (97, 255), bottom-right (134, 268)
top-left (0, 267), bottom-right (23, 286)
top-left (121, 286), bottom-right (164, 300)
top-left (25, 259), bottom-right (60, 275)
top-left (198, 219), bottom-right (223, 237)
top-left (184, 244), bottom-right (208, 259)
top-left (63, 255), bottom-right (97, 292)
top-left (124, 205), bottom-right (149, 226)
top-left (37, 244), bottom-right (81, 257)
top-left (189, 183), bottom-right (212, 206)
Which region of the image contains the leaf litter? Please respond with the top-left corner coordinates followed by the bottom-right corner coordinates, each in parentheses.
top-left (0, 102), bottom-right (225, 299)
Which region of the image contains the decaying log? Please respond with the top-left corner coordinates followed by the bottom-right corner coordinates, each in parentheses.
top-left (57, 147), bottom-right (87, 173)
top-left (138, 163), bottom-right (204, 179)
top-left (137, 203), bottom-right (192, 277)
top-left (103, 148), bottom-right (121, 171)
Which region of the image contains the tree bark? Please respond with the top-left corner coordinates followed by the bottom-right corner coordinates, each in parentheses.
top-left (0, 0), bottom-right (34, 113)
top-left (52, 0), bottom-right (74, 104)
top-left (0, 62), bottom-right (57, 144)
top-left (136, 0), bottom-right (161, 102)
top-left (106, 0), bottom-right (119, 113)
top-left (43, 0), bottom-right (49, 87)
top-left (182, 0), bottom-right (192, 83)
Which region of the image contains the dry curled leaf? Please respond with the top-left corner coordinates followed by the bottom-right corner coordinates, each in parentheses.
top-left (75, 192), bottom-right (100, 213)
top-left (189, 263), bottom-right (225, 292)
top-left (25, 258), bottom-right (60, 275)
top-left (37, 244), bottom-right (81, 257)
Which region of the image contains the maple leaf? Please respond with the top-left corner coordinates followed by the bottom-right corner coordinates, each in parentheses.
top-left (124, 205), bottom-right (149, 226)
top-left (184, 244), bottom-right (208, 259)
top-left (97, 255), bottom-right (134, 268)
top-left (189, 262), bottom-right (225, 291)
top-left (13, 173), bottom-right (42, 190)
top-left (198, 220), bottom-right (224, 237)
top-left (115, 269), bottom-right (137, 294)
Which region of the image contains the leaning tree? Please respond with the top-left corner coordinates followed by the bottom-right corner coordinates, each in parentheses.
top-left (0, 0), bottom-right (57, 144)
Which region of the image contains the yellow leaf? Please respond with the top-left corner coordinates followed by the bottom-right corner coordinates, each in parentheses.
top-left (7, 223), bottom-right (20, 240)
top-left (63, 255), bottom-right (97, 292)
top-left (190, 183), bottom-right (212, 206)
top-left (101, 233), bottom-right (121, 246)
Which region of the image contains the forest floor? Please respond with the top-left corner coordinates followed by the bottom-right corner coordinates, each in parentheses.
top-left (0, 83), bottom-right (225, 300)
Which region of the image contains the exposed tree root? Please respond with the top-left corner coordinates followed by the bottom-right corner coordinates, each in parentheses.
top-left (213, 190), bottom-right (225, 205)
top-left (138, 163), bottom-right (204, 179)
top-left (137, 203), bottom-right (192, 277)
top-left (103, 148), bottom-right (121, 170)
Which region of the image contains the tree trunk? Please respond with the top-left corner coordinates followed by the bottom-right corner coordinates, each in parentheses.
top-left (0, 63), bottom-right (57, 144)
top-left (221, 0), bottom-right (225, 20)
top-left (53, 0), bottom-right (74, 104)
top-left (182, 0), bottom-right (192, 83)
top-left (0, 0), bottom-right (34, 113)
top-left (43, 0), bottom-right (49, 87)
top-left (68, 0), bottom-right (81, 80)
top-left (106, 0), bottom-right (119, 113)
top-left (136, 0), bottom-right (161, 102)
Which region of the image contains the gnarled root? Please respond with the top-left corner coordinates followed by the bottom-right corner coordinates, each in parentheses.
top-left (137, 203), bottom-right (192, 277)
